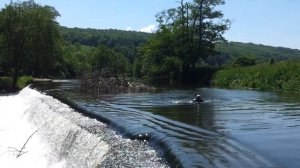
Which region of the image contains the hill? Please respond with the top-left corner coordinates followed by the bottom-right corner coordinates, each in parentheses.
top-left (59, 27), bottom-right (152, 62)
top-left (58, 27), bottom-right (300, 78)
top-left (59, 27), bottom-right (300, 65)
top-left (211, 42), bottom-right (300, 66)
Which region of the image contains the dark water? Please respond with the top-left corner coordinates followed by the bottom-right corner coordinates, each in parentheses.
top-left (34, 80), bottom-right (300, 168)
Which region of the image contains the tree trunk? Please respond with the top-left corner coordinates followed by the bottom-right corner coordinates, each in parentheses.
top-left (12, 54), bottom-right (20, 91)
top-left (198, 0), bottom-right (205, 50)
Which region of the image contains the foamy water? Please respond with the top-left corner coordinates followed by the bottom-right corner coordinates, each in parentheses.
top-left (0, 88), bottom-right (65, 168)
top-left (0, 87), bottom-right (167, 168)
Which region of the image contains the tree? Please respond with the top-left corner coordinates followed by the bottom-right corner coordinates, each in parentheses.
top-left (92, 45), bottom-right (129, 81)
top-left (233, 56), bottom-right (256, 67)
top-left (0, 0), bottom-right (61, 89)
top-left (135, 28), bottom-right (178, 83)
top-left (60, 43), bottom-right (94, 77)
top-left (137, 0), bottom-right (230, 83)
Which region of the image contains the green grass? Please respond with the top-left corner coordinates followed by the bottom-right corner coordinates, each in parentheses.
top-left (213, 61), bottom-right (300, 91)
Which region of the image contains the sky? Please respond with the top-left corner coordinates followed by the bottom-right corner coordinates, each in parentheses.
top-left (1, 0), bottom-right (300, 49)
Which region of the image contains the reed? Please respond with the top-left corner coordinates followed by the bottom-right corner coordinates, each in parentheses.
top-left (213, 61), bottom-right (300, 91)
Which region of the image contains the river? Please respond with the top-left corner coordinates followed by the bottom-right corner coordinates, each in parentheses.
top-left (34, 80), bottom-right (300, 168)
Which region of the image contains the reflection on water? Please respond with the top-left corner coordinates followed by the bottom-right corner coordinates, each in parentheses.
top-left (34, 81), bottom-right (300, 168)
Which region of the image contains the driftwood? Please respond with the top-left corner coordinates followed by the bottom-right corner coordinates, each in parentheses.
top-left (4, 129), bottom-right (39, 158)
top-left (80, 71), bottom-right (155, 94)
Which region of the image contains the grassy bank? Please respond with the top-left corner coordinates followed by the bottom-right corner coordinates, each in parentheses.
top-left (0, 76), bottom-right (33, 92)
top-left (213, 61), bottom-right (300, 91)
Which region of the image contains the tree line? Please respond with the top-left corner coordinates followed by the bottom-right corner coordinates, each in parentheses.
top-left (0, 0), bottom-right (146, 89)
top-left (59, 27), bottom-right (150, 78)
top-left (1, 0), bottom-right (299, 90)
top-left (0, 0), bottom-right (61, 89)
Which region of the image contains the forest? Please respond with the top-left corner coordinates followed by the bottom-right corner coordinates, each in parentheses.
top-left (1, 0), bottom-right (300, 91)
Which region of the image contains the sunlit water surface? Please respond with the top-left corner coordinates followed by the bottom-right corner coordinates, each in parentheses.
top-left (34, 80), bottom-right (300, 168)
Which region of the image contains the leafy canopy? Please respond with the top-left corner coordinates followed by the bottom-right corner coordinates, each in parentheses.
top-left (0, 0), bottom-right (62, 83)
top-left (136, 0), bottom-right (230, 83)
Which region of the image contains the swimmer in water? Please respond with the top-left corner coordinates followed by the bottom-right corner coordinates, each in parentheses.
top-left (193, 94), bottom-right (204, 103)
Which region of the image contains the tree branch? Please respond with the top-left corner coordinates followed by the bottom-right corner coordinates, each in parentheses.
top-left (15, 129), bottom-right (39, 158)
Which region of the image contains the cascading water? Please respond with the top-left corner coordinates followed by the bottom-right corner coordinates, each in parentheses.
top-left (0, 87), bottom-right (168, 168)
top-left (29, 80), bottom-right (300, 168)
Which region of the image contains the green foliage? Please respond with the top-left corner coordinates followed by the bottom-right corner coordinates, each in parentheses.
top-left (163, 57), bottom-right (182, 82)
top-left (60, 27), bottom-right (150, 47)
top-left (214, 61), bottom-right (300, 91)
top-left (0, 76), bottom-right (32, 91)
top-left (137, 0), bottom-right (229, 84)
top-left (60, 43), bottom-right (94, 77)
top-left (269, 58), bottom-right (275, 65)
top-left (92, 45), bottom-right (129, 77)
top-left (0, 0), bottom-right (62, 88)
top-left (134, 30), bottom-right (180, 83)
top-left (58, 27), bottom-right (152, 78)
top-left (133, 59), bottom-right (142, 78)
top-left (17, 76), bottom-right (33, 88)
top-left (59, 27), bottom-right (151, 63)
top-left (214, 42), bottom-right (300, 66)
top-left (233, 56), bottom-right (256, 67)
top-left (3, 0), bottom-right (299, 91)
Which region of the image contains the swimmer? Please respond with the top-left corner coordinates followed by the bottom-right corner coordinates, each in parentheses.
top-left (193, 94), bottom-right (204, 103)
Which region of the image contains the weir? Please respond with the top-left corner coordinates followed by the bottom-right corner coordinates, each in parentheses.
top-left (32, 81), bottom-right (277, 168)
top-left (0, 87), bottom-right (168, 168)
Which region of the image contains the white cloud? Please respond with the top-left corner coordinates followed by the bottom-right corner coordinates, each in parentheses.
top-left (138, 24), bottom-right (157, 33)
top-left (125, 27), bottom-right (133, 31)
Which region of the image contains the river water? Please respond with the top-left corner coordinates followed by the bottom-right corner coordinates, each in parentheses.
top-left (34, 80), bottom-right (300, 168)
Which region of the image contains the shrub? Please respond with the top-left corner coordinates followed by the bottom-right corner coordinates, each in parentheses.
top-left (0, 76), bottom-right (33, 92)
top-left (233, 56), bottom-right (256, 67)
top-left (213, 61), bottom-right (300, 91)
top-left (17, 76), bottom-right (33, 88)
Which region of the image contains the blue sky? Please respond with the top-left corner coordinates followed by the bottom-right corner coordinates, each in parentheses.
top-left (1, 0), bottom-right (300, 49)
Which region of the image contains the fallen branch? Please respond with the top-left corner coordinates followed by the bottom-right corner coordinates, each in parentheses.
top-left (16, 129), bottom-right (39, 158)
top-left (7, 129), bottom-right (39, 158)
top-left (81, 71), bottom-right (156, 94)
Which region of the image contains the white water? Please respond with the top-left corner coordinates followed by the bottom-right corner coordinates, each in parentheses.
top-left (0, 87), bottom-right (167, 168)
top-left (0, 87), bottom-right (109, 168)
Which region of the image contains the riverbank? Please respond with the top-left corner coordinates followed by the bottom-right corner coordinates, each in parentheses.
top-left (0, 76), bottom-right (33, 93)
top-left (0, 87), bottom-right (168, 168)
top-left (213, 60), bottom-right (300, 91)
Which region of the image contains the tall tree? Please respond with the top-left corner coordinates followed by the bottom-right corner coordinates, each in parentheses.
top-left (0, 0), bottom-right (61, 89)
top-left (137, 0), bottom-right (230, 83)
top-left (0, 2), bottom-right (25, 89)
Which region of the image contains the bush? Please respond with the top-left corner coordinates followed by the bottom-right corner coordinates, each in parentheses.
top-left (17, 76), bottom-right (33, 88)
top-left (0, 76), bottom-right (33, 92)
top-left (213, 61), bottom-right (300, 91)
top-left (233, 56), bottom-right (256, 67)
